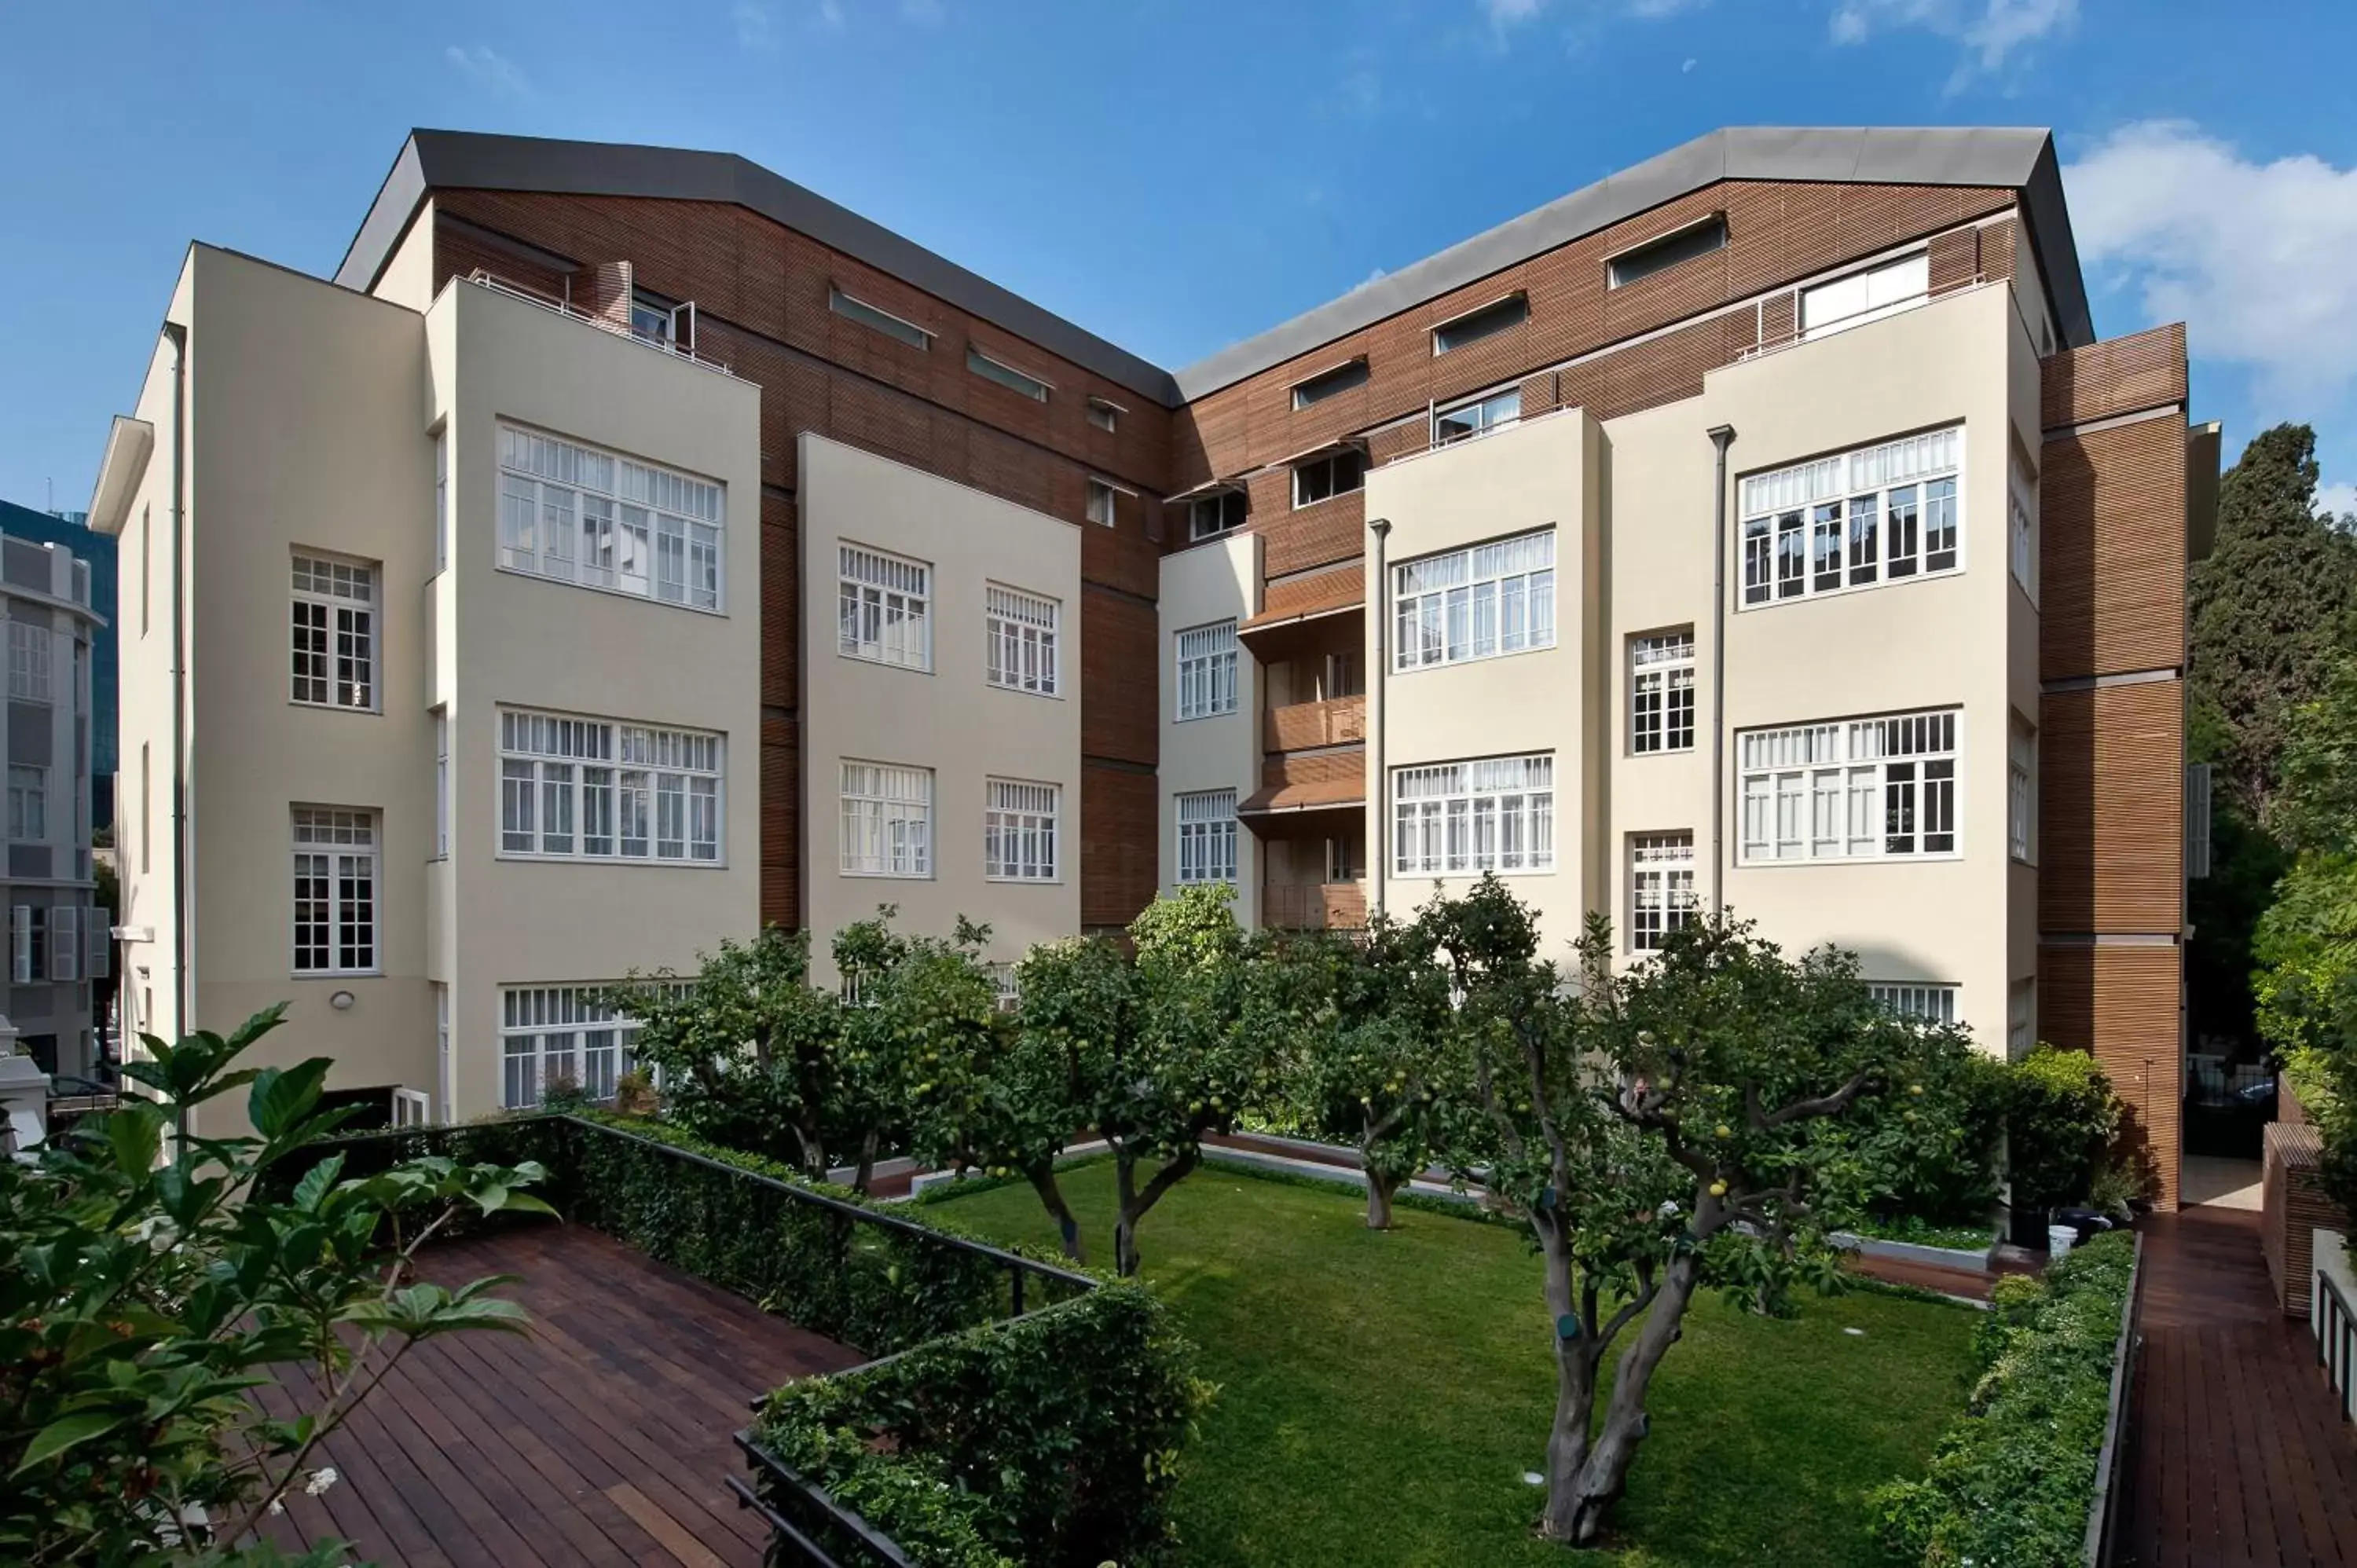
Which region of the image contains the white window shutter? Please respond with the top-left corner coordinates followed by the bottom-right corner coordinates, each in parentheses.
top-left (50, 907), bottom-right (76, 982)
top-left (10, 907), bottom-right (27, 984)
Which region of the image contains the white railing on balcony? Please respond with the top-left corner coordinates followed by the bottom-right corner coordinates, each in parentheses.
top-left (465, 271), bottom-right (735, 377)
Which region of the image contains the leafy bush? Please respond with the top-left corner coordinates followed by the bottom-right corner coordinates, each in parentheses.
top-left (1816, 1028), bottom-right (2010, 1232)
top-left (2007, 1047), bottom-right (2123, 1215)
top-left (754, 1283), bottom-right (1207, 1568)
top-left (1872, 1230), bottom-right (2135, 1566)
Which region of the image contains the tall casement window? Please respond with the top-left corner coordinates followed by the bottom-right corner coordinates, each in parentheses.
top-left (6, 765), bottom-right (46, 841)
top-left (841, 762), bottom-right (933, 877)
top-left (1175, 621), bottom-right (1239, 720)
top-left (838, 544), bottom-right (932, 670)
top-left (1391, 754), bottom-right (1555, 877)
top-left (2008, 978), bottom-right (2036, 1057)
top-left (2009, 716), bottom-right (2035, 863)
top-left (500, 985), bottom-right (643, 1109)
top-left (9, 907), bottom-right (42, 984)
top-left (289, 554), bottom-right (377, 710)
top-left (984, 779), bottom-right (1060, 882)
top-left (498, 709), bottom-right (722, 865)
top-left (1175, 789), bottom-right (1238, 885)
top-left (1629, 631), bottom-right (1696, 754)
top-left (1738, 709), bottom-right (1959, 864)
top-left (1739, 427), bottom-right (1961, 608)
top-left (497, 424), bottom-right (724, 611)
top-left (7, 621), bottom-right (49, 702)
top-left (1868, 982), bottom-right (1958, 1025)
top-left (1629, 833), bottom-right (1695, 952)
top-left (2010, 449), bottom-right (2037, 596)
top-left (433, 709), bottom-right (449, 858)
top-left (433, 429), bottom-right (449, 574)
top-left (291, 808), bottom-right (378, 976)
top-left (1085, 478), bottom-right (1120, 527)
top-left (985, 584), bottom-right (1060, 697)
top-left (1393, 529), bottom-right (1555, 672)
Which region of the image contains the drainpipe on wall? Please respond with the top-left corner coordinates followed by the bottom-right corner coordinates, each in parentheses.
top-left (163, 321), bottom-right (190, 1086)
top-left (1367, 517), bottom-right (1391, 921)
top-left (1706, 425), bottom-right (1736, 917)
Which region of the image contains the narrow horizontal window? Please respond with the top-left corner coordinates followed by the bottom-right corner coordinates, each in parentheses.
top-left (1801, 251), bottom-right (1930, 341)
top-left (1607, 214), bottom-right (1727, 289)
top-left (1432, 294), bottom-right (1527, 355)
top-left (1292, 448), bottom-right (1365, 508)
top-left (1391, 753), bottom-right (1554, 877)
top-left (1737, 708), bottom-right (1959, 866)
top-left (967, 346), bottom-right (1050, 401)
top-left (1739, 426), bottom-right (1962, 609)
top-left (841, 761), bottom-right (933, 877)
top-left (1868, 982), bottom-right (1958, 1026)
top-left (1393, 529), bottom-right (1554, 672)
top-left (1292, 358), bottom-right (1371, 409)
top-left (1176, 789), bottom-right (1237, 884)
top-left (1189, 489), bottom-right (1248, 541)
top-left (838, 544), bottom-right (933, 671)
top-left (828, 287), bottom-right (931, 349)
top-left (1087, 397), bottom-right (1122, 433)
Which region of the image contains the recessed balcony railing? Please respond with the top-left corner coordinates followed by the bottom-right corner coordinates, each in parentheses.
top-left (465, 271), bottom-right (737, 376)
top-left (1265, 693), bottom-right (1365, 753)
top-left (1262, 880), bottom-right (1369, 932)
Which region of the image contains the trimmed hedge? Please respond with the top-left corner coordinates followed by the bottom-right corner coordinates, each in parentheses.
top-left (1872, 1230), bottom-right (2136, 1566)
top-left (754, 1281), bottom-right (1207, 1568)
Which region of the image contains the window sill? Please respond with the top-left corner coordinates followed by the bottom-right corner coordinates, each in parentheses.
top-left (1388, 865), bottom-right (1557, 880)
top-left (985, 683), bottom-right (1065, 702)
top-left (1735, 852), bottom-right (1966, 869)
top-left (1627, 745), bottom-right (1699, 760)
top-left (984, 876), bottom-right (1064, 886)
top-left (292, 969), bottom-right (383, 981)
top-left (1175, 710), bottom-right (1241, 724)
top-left (838, 649), bottom-right (934, 676)
top-left (288, 700), bottom-right (383, 717)
top-left (841, 868), bottom-right (933, 881)
top-left (1290, 490), bottom-right (1365, 514)
top-left (1736, 565), bottom-right (1964, 613)
top-left (1392, 642), bottom-right (1559, 677)
top-left (493, 852), bottom-right (728, 870)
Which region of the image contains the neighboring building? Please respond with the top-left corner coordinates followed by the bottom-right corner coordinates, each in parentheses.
top-left (90, 126), bottom-right (2209, 1206)
top-left (0, 500), bottom-right (116, 830)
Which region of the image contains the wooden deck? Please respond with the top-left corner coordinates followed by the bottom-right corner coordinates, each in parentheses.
top-left (258, 1224), bottom-right (864, 1567)
top-left (2117, 1207), bottom-right (2357, 1566)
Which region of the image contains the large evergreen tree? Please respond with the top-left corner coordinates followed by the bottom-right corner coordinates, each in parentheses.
top-left (2188, 423), bottom-right (2357, 825)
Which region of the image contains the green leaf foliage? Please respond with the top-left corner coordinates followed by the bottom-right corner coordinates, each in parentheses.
top-left (2004, 1045), bottom-right (2125, 1214)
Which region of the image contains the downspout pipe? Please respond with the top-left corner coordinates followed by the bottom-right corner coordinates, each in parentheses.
top-left (163, 322), bottom-right (189, 1064)
top-left (1367, 517), bottom-right (1391, 921)
top-left (1706, 426), bottom-right (1735, 916)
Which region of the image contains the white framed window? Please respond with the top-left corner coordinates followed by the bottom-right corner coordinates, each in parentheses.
top-left (1737, 709), bottom-right (1959, 865)
top-left (9, 906), bottom-right (41, 984)
top-left (2009, 716), bottom-right (2035, 863)
top-left (986, 961), bottom-right (1022, 1013)
top-left (828, 286), bottom-right (932, 349)
top-left (1433, 293), bottom-right (1527, 354)
top-left (967, 346), bottom-right (1050, 401)
top-left (1085, 478), bottom-right (1119, 527)
top-left (2010, 449), bottom-right (2037, 596)
top-left (1189, 490), bottom-right (1248, 541)
top-left (1739, 427), bottom-right (1961, 609)
top-left (1393, 529), bottom-right (1554, 672)
top-left (433, 429), bottom-right (449, 574)
top-left (292, 808), bottom-right (379, 976)
top-left (986, 584), bottom-right (1059, 698)
top-left (1629, 631), bottom-right (1695, 754)
top-left (500, 984), bottom-right (643, 1109)
top-left (1434, 387), bottom-right (1521, 446)
top-left (433, 709), bottom-right (449, 859)
top-left (1629, 833), bottom-right (1695, 952)
top-left (1292, 359), bottom-right (1369, 409)
top-left (6, 765), bottom-right (45, 841)
top-left (841, 762), bottom-right (932, 877)
top-left (1801, 251), bottom-right (1930, 340)
top-left (1175, 789), bottom-right (1237, 885)
top-left (1869, 982), bottom-right (1957, 1025)
top-left (497, 423), bottom-right (724, 612)
top-left (1086, 397), bottom-right (1122, 433)
top-left (50, 906), bottom-right (76, 983)
top-left (393, 1087), bottom-right (433, 1128)
top-left (1175, 621), bottom-right (1239, 720)
top-left (499, 709), bottom-right (722, 865)
top-left (7, 621), bottom-right (49, 702)
top-left (289, 554), bottom-right (376, 709)
top-left (434, 983), bottom-right (452, 1120)
top-left (1292, 449), bottom-right (1365, 508)
top-left (838, 544), bottom-right (932, 671)
top-left (984, 779), bottom-right (1059, 882)
top-left (1391, 754), bottom-right (1555, 877)
top-left (2007, 977), bottom-right (2036, 1057)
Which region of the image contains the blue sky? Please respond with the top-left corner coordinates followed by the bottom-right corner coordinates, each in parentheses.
top-left (7, 0), bottom-right (2357, 512)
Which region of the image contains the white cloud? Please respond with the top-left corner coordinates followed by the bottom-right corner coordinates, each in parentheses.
top-left (1829, 0), bottom-right (2075, 71)
top-left (2319, 482), bottom-right (2357, 522)
top-left (1482, 0), bottom-right (1703, 30)
top-left (817, 0), bottom-right (845, 29)
top-left (444, 44), bottom-right (530, 98)
top-left (1681, 56), bottom-right (1697, 71)
top-left (1482, 0), bottom-right (1546, 25)
top-left (2067, 121), bottom-right (2357, 404)
top-left (732, 0), bottom-right (776, 49)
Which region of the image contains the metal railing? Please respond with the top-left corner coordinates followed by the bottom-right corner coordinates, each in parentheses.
top-left (2316, 1251), bottom-right (2357, 1425)
top-left (464, 270), bottom-right (737, 376)
top-left (731, 1434), bottom-right (922, 1568)
top-left (2084, 1233), bottom-right (2146, 1568)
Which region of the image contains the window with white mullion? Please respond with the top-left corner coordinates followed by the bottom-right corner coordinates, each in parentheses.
top-left (290, 554), bottom-right (376, 709)
top-left (1868, 981), bottom-right (1958, 1025)
top-left (984, 779), bottom-right (1060, 882)
top-left (1739, 427), bottom-right (1963, 608)
top-left (2010, 449), bottom-right (2038, 597)
top-left (499, 709), bottom-right (721, 865)
top-left (1175, 621), bottom-right (1238, 720)
top-left (497, 423), bottom-right (724, 612)
top-left (7, 621), bottom-right (50, 702)
top-left (2009, 717), bottom-right (2035, 863)
top-left (291, 808), bottom-right (378, 976)
top-left (838, 544), bottom-right (933, 670)
top-left (1391, 754), bottom-right (1555, 877)
top-left (1737, 709), bottom-right (1959, 865)
top-left (1175, 789), bottom-right (1237, 884)
top-left (1392, 529), bottom-right (1556, 672)
top-left (1629, 631), bottom-right (1695, 754)
top-left (986, 584), bottom-right (1060, 697)
top-left (841, 762), bottom-right (933, 877)
top-left (1629, 833), bottom-right (1695, 952)
top-left (500, 984), bottom-right (645, 1109)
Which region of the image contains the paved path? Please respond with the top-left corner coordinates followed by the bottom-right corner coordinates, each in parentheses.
top-left (2117, 1207), bottom-right (2357, 1566)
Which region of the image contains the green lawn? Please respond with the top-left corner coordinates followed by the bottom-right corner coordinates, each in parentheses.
top-left (927, 1160), bottom-right (1977, 1568)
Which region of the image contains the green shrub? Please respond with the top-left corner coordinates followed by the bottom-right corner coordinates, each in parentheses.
top-left (2007, 1046), bottom-right (2122, 1215)
top-left (1872, 1230), bottom-right (2135, 1566)
top-left (756, 1282), bottom-right (1208, 1568)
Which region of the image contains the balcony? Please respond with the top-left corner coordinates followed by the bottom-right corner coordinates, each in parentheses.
top-left (1266, 693), bottom-right (1366, 753)
top-left (1263, 880), bottom-right (1369, 932)
top-left (465, 270), bottom-right (737, 376)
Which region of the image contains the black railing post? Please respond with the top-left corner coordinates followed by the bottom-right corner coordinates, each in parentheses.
top-left (1012, 1265), bottom-right (1025, 1317)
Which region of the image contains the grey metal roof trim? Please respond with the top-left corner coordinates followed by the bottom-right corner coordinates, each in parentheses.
top-left (334, 130), bottom-right (1185, 407)
top-left (1170, 125), bottom-right (2092, 400)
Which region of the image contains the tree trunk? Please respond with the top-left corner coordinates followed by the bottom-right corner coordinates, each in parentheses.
top-left (1028, 1165), bottom-right (1086, 1262)
top-left (1549, 1250), bottom-right (1703, 1545)
top-left (1113, 1149), bottom-right (1199, 1277)
top-left (1365, 1167), bottom-right (1402, 1230)
top-left (1534, 1219), bottom-right (1601, 1537)
top-left (852, 1128), bottom-right (879, 1196)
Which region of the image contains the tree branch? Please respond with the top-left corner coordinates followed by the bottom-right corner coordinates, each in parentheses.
top-left (1761, 1068), bottom-right (1873, 1128)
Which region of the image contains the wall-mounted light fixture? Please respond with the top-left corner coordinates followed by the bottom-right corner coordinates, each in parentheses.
top-left (329, 990), bottom-right (356, 1011)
